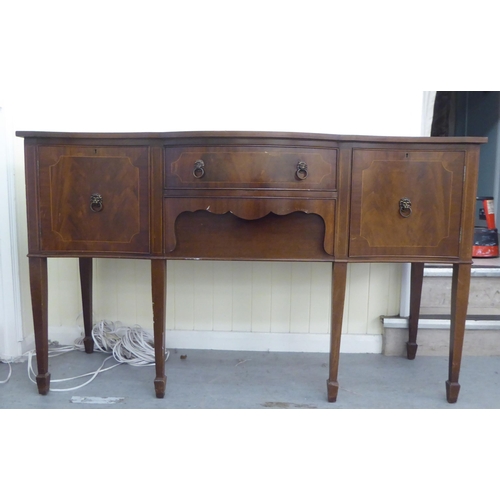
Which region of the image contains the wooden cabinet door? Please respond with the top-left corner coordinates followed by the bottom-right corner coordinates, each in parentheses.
top-left (349, 149), bottom-right (466, 259)
top-left (36, 146), bottom-right (150, 254)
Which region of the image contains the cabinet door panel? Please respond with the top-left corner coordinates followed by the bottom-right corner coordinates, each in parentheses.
top-left (37, 146), bottom-right (150, 254)
top-left (349, 149), bottom-right (465, 258)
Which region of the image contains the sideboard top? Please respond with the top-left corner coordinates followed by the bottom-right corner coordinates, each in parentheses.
top-left (15, 130), bottom-right (488, 144)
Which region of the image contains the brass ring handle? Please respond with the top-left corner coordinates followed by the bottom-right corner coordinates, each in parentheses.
top-left (296, 161), bottom-right (308, 180)
top-left (399, 197), bottom-right (412, 218)
top-left (90, 193), bottom-right (103, 212)
top-left (193, 160), bottom-right (205, 179)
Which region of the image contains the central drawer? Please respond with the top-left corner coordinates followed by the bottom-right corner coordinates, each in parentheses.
top-left (164, 146), bottom-right (337, 190)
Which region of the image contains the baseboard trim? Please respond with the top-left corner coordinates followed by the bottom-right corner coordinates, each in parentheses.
top-left (47, 326), bottom-right (383, 354)
top-left (165, 330), bottom-right (382, 354)
top-left (383, 316), bottom-right (500, 330)
top-left (424, 266), bottom-right (500, 278)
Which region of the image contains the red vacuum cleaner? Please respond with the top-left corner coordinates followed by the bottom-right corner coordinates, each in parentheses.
top-left (473, 196), bottom-right (499, 257)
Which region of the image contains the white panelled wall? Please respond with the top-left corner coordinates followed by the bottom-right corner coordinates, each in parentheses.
top-left (41, 259), bottom-right (402, 353)
top-left (1, 3), bottom-right (426, 358)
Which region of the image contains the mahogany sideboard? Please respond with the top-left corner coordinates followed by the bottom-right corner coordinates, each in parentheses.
top-left (16, 131), bottom-right (487, 403)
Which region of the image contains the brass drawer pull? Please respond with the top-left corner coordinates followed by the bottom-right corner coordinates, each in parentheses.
top-left (296, 161), bottom-right (308, 180)
top-left (399, 197), bottom-right (412, 218)
top-left (90, 193), bottom-right (103, 212)
top-left (193, 160), bottom-right (205, 179)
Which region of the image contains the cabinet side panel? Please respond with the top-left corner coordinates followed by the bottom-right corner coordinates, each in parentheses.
top-left (460, 146), bottom-right (481, 261)
top-left (24, 143), bottom-right (40, 254)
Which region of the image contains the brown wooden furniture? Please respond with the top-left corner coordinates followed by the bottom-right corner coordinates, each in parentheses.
top-left (16, 131), bottom-right (487, 403)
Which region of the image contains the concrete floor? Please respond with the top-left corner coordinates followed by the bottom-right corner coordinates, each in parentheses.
top-left (2, 348), bottom-right (500, 408)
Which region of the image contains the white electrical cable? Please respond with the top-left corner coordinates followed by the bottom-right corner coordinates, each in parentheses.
top-left (79, 320), bottom-right (169, 366)
top-left (22, 320), bottom-right (170, 392)
top-left (26, 350), bottom-right (120, 392)
top-left (0, 362), bottom-right (13, 384)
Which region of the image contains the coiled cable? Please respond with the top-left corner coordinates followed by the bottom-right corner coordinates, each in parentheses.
top-left (23, 320), bottom-right (169, 392)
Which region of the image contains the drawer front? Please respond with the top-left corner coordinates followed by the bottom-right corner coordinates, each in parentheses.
top-left (164, 146), bottom-right (337, 190)
top-left (349, 149), bottom-right (465, 258)
top-left (37, 146), bottom-right (150, 254)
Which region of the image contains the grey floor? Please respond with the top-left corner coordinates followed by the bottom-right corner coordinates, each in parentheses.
top-left (2, 348), bottom-right (500, 409)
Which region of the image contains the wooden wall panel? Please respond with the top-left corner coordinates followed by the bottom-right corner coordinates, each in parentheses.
top-left (345, 264), bottom-right (370, 334)
top-left (193, 261), bottom-right (214, 331)
top-left (270, 262), bottom-right (292, 333)
top-left (212, 261), bottom-right (233, 331)
top-left (230, 262), bottom-right (253, 332)
top-left (366, 263), bottom-right (402, 334)
top-left (251, 262), bottom-right (273, 332)
top-left (47, 259), bottom-right (80, 328)
top-left (308, 263), bottom-right (332, 334)
top-left (170, 260), bottom-right (195, 331)
top-left (290, 263), bottom-right (313, 334)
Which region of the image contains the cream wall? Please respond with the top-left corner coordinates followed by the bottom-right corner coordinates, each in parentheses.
top-left (2, 2), bottom-right (424, 355)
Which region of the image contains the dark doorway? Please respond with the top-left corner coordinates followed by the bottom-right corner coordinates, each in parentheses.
top-left (431, 91), bottom-right (500, 203)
